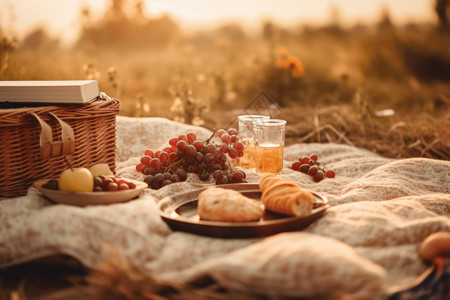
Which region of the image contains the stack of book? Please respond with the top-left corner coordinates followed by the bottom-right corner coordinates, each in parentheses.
top-left (0, 80), bottom-right (100, 105)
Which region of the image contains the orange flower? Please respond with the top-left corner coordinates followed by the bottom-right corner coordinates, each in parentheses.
top-left (287, 55), bottom-right (304, 77)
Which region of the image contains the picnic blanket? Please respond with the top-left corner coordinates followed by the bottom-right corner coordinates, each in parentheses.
top-left (1, 116), bottom-right (449, 299)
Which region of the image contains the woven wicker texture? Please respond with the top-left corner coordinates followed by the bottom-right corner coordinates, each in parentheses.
top-left (0, 98), bottom-right (120, 197)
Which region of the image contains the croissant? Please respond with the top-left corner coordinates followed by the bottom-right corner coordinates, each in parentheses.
top-left (259, 174), bottom-right (314, 216)
top-left (198, 187), bottom-right (264, 222)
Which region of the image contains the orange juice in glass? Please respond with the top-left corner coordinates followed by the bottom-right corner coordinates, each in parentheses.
top-left (253, 119), bottom-right (286, 174)
top-left (237, 115), bottom-right (270, 171)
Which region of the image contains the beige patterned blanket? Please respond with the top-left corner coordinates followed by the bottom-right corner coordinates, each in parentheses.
top-left (1, 116), bottom-right (449, 299)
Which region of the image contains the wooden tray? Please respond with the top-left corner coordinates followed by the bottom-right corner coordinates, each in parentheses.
top-left (158, 183), bottom-right (329, 238)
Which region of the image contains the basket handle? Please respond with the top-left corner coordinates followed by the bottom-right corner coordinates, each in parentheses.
top-left (28, 112), bottom-right (76, 159)
top-left (28, 112), bottom-right (53, 158)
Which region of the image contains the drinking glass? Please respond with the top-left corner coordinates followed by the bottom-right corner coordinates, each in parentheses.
top-left (237, 114), bottom-right (270, 171)
top-left (252, 119), bottom-right (286, 174)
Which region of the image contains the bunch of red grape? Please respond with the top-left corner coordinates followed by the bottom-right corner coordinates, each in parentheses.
top-left (136, 129), bottom-right (247, 189)
top-left (291, 154), bottom-right (335, 182)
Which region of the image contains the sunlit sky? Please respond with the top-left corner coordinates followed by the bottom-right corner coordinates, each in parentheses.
top-left (0, 0), bottom-right (436, 45)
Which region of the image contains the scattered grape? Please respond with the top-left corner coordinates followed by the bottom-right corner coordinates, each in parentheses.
top-left (291, 154), bottom-right (336, 182)
top-left (326, 170), bottom-right (335, 178)
top-left (292, 161), bottom-right (301, 171)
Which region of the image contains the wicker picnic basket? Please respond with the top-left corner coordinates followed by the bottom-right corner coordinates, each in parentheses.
top-left (0, 93), bottom-right (120, 198)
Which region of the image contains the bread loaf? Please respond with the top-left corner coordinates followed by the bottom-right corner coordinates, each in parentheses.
top-left (198, 187), bottom-right (264, 222)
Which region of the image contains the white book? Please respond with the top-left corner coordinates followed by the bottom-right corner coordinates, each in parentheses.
top-left (0, 80), bottom-right (100, 104)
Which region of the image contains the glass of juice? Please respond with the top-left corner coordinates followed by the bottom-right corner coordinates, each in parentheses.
top-left (237, 115), bottom-right (270, 171)
top-left (253, 119), bottom-right (286, 174)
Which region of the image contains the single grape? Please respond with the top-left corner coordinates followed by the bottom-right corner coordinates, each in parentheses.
top-left (292, 161), bottom-right (301, 171)
top-left (185, 145), bottom-right (197, 156)
top-left (144, 149), bottom-right (154, 157)
top-left (149, 158), bottom-right (161, 169)
top-left (187, 132), bottom-right (197, 142)
top-left (213, 149), bottom-right (223, 159)
top-left (195, 152), bottom-right (204, 162)
top-left (103, 177), bottom-right (115, 189)
top-left (151, 181), bottom-right (162, 190)
top-left (136, 163), bottom-right (144, 172)
top-left (162, 147), bottom-right (173, 154)
top-left (228, 148), bottom-right (238, 159)
top-left (154, 173), bottom-right (164, 183)
top-left (154, 150), bottom-right (161, 158)
top-left (199, 170), bottom-right (210, 181)
top-left (230, 135), bottom-right (238, 143)
top-left (178, 134), bottom-right (188, 142)
top-left (213, 170), bottom-right (223, 179)
top-left (237, 150), bottom-right (244, 158)
top-left (300, 156), bottom-right (310, 164)
top-left (228, 128), bottom-right (238, 136)
top-left (299, 164), bottom-right (310, 173)
top-left (204, 153), bottom-right (214, 163)
top-left (192, 140), bottom-right (204, 151)
top-left (163, 173), bottom-right (172, 181)
top-left (162, 180), bottom-right (172, 187)
top-left (170, 174), bottom-right (180, 183)
top-left (310, 154), bottom-right (318, 162)
top-left (107, 182), bottom-right (118, 191)
top-left (220, 143), bottom-right (230, 153)
top-left (177, 140), bottom-right (188, 150)
top-left (308, 165), bottom-right (319, 176)
top-left (169, 137), bottom-right (178, 147)
top-left (326, 170), bottom-right (336, 178)
top-left (176, 169), bottom-right (187, 181)
top-left (233, 141), bottom-right (244, 152)
top-left (141, 155), bottom-right (152, 165)
top-left (314, 171), bottom-right (325, 182)
top-left (227, 174), bottom-right (234, 183)
top-left (159, 151), bottom-right (169, 162)
top-left (205, 143), bottom-right (215, 153)
top-left (168, 152), bottom-right (177, 161)
top-left (221, 133), bottom-right (231, 143)
top-left (118, 183), bottom-right (129, 190)
top-left (233, 170), bottom-right (246, 180)
top-left (176, 149), bottom-right (185, 157)
top-left (93, 176), bottom-right (103, 187)
top-left (217, 129), bottom-right (227, 138)
top-left (216, 175), bottom-right (228, 185)
top-left (127, 182), bottom-right (136, 189)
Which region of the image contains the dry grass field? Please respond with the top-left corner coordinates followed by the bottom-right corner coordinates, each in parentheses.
top-left (1, 1), bottom-right (449, 160)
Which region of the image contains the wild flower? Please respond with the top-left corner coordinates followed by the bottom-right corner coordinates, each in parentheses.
top-left (275, 47), bottom-right (304, 78)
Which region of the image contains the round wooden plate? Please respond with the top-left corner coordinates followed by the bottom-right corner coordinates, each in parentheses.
top-left (158, 183), bottom-right (329, 238)
top-left (33, 178), bottom-right (147, 206)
